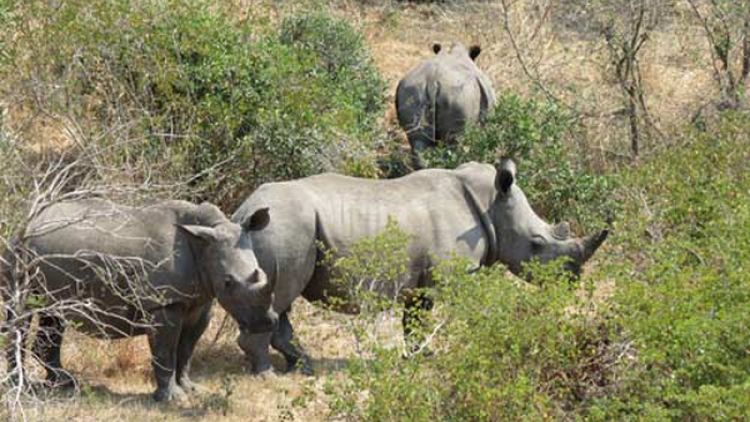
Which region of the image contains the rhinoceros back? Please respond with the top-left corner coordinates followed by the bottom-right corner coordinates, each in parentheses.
top-left (234, 166), bottom-right (496, 313)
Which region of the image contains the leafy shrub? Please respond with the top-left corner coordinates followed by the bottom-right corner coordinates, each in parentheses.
top-left (590, 112), bottom-right (750, 420)
top-left (278, 12), bottom-right (386, 133)
top-left (323, 217), bottom-right (412, 313)
top-left (423, 92), bottom-right (616, 232)
top-left (1, 1), bottom-right (387, 209)
top-left (0, 0), bottom-right (14, 66)
top-left (329, 257), bottom-right (617, 421)
top-left (320, 217), bottom-right (413, 355)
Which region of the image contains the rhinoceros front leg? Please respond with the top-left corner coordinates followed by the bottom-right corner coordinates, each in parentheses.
top-left (271, 311), bottom-right (312, 375)
top-left (32, 313), bottom-right (75, 388)
top-left (237, 331), bottom-right (274, 375)
top-left (175, 303), bottom-right (212, 393)
top-left (148, 305), bottom-right (186, 402)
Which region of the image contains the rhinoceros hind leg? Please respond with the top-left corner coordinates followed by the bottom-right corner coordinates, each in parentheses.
top-left (408, 129), bottom-right (437, 170)
top-left (271, 311), bottom-right (312, 375)
top-left (175, 303), bottom-right (212, 393)
top-left (32, 314), bottom-right (75, 388)
top-left (402, 293), bottom-right (434, 355)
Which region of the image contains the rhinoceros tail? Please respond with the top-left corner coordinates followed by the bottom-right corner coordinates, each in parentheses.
top-left (425, 80), bottom-right (440, 142)
top-left (397, 78), bottom-right (441, 169)
top-left (395, 79), bottom-right (403, 118)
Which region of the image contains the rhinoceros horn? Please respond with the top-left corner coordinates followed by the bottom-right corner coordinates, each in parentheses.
top-left (553, 222), bottom-right (571, 240)
top-left (248, 261), bottom-right (276, 300)
top-left (581, 230), bottom-right (609, 263)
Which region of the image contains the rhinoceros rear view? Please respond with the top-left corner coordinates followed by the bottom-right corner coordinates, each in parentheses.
top-left (232, 159), bottom-right (607, 374)
top-left (396, 42), bottom-right (497, 168)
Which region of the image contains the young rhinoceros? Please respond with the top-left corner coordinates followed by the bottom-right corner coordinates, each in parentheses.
top-left (232, 159), bottom-right (608, 375)
top-left (396, 42), bottom-right (496, 168)
top-left (1, 199), bottom-right (277, 402)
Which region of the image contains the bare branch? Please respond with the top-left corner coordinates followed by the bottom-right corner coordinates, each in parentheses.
top-left (498, 0), bottom-right (579, 114)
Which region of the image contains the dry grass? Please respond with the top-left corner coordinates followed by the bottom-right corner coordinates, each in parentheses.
top-left (11, 301), bottom-right (375, 422)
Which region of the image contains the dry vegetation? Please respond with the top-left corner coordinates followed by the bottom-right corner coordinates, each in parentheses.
top-left (1, 0), bottom-right (748, 421)
top-left (355, 0), bottom-right (728, 156)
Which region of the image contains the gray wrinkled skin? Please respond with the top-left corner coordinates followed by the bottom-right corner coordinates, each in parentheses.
top-left (396, 42), bottom-right (497, 167)
top-left (232, 159), bottom-right (607, 374)
top-left (1, 199), bottom-right (277, 402)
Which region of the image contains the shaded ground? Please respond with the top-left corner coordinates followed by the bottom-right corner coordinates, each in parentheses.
top-left (18, 301), bottom-right (375, 422)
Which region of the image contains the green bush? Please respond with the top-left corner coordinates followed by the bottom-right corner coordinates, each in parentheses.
top-left (278, 12), bottom-right (386, 133)
top-left (319, 217), bottom-right (413, 355)
top-left (590, 112), bottom-right (750, 420)
top-left (329, 257), bottom-right (614, 421)
top-left (1, 1), bottom-right (387, 209)
top-left (0, 0), bottom-right (14, 66)
top-left (423, 92), bottom-right (616, 232)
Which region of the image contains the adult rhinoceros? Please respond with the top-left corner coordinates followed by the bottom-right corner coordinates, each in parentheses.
top-left (396, 42), bottom-right (496, 168)
top-left (1, 199), bottom-right (276, 402)
top-left (232, 159), bottom-right (608, 374)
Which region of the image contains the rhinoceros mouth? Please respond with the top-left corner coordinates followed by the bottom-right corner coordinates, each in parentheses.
top-left (238, 310), bottom-right (279, 334)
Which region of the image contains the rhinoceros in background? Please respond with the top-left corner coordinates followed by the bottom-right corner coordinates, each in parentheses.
top-left (232, 159), bottom-right (608, 374)
top-left (396, 42), bottom-right (497, 168)
top-left (1, 199), bottom-right (276, 402)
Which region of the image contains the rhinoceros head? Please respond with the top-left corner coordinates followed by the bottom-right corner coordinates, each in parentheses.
top-left (177, 208), bottom-right (278, 333)
top-left (490, 159), bottom-right (608, 279)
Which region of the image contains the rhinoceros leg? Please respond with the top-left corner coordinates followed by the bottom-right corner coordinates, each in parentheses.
top-left (32, 313), bottom-right (75, 388)
top-left (175, 303), bottom-right (211, 393)
top-left (237, 331), bottom-right (273, 374)
top-left (402, 292), bottom-right (434, 355)
top-left (409, 133), bottom-right (436, 170)
top-left (270, 311), bottom-right (312, 375)
top-left (148, 305), bottom-right (186, 402)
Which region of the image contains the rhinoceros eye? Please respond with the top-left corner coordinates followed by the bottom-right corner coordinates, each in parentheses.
top-left (530, 236), bottom-right (547, 253)
top-left (248, 269), bottom-right (259, 284)
top-left (224, 275), bottom-right (235, 290)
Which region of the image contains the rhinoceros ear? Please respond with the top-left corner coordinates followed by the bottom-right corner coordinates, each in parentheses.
top-left (469, 45), bottom-right (481, 61)
top-left (176, 224), bottom-right (217, 243)
top-left (242, 207), bottom-right (270, 232)
top-left (432, 43), bottom-right (442, 54)
top-left (495, 158), bottom-right (517, 195)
